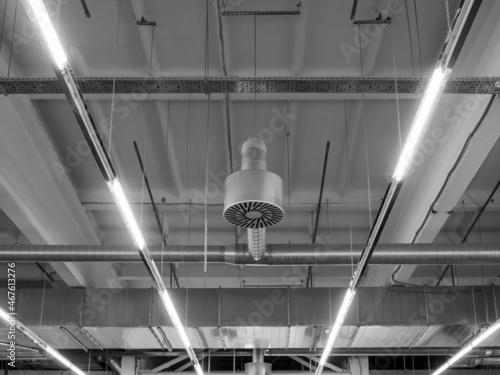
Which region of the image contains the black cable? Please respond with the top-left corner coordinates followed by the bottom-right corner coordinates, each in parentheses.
top-left (391, 265), bottom-right (420, 287)
top-left (412, 94), bottom-right (497, 243)
top-left (436, 175), bottom-right (500, 286)
top-left (394, 94), bottom-right (497, 287)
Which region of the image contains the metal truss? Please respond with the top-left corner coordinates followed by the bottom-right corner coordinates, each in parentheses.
top-left (1, 76), bottom-right (499, 95)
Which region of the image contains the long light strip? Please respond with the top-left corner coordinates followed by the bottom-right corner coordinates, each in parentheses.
top-left (318, 289), bottom-right (355, 366)
top-left (107, 179), bottom-right (203, 375)
top-left (108, 179), bottom-right (147, 250)
top-left (20, 1), bottom-right (203, 374)
top-left (108, 179), bottom-right (203, 375)
top-left (0, 308), bottom-right (86, 375)
top-left (318, 63), bottom-right (451, 375)
top-left (392, 66), bottom-right (451, 182)
top-left (22, 0), bottom-right (67, 69)
top-left (315, 1), bottom-right (479, 374)
top-left (432, 320), bottom-right (500, 375)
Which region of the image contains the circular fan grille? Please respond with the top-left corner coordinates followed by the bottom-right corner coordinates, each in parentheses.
top-left (224, 201), bottom-right (284, 229)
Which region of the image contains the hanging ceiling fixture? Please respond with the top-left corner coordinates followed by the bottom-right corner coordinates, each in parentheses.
top-left (20, 1), bottom-right (203, 374)
top-left (223, 138), bottom-right (284, 260)
top-left (0, 308), bottom-right (86, 375)
top-left (315, 1), bottom-right (483, 375)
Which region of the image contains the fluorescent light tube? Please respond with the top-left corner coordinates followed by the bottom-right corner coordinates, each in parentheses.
top-left (46, 346), bottom-right (72, 368)
top-left (1, 308), bottom-right (87, 375)
top-left (432, 319), bottom-right (500, 375)
top-left (161, 290), bottom-right (182, 326)
top-left (317, 289), bottom-right (356, 369)
top-left (0, 308), bottom-right (12, 322)
top-left (433, 364), bottom-right (449, 375)
top-left (393, 66), bottom-right (451, 182)
top-left (194, 363), bottom-right (204, 375)
top-left (447, 344), bottom-right (472, 366)
top-left (70, 365), bottom-right (87, 375)
top-left (25, 0), bottom-right (68, 69)
top-left (177, 327), bottom-right (193, 351)
top-left (108, 179), bottom-right (146, 250)
top-left (160, 290), bottom-right (192, 347)
top-left (471, 321), bottom-right (500, 347)
top-left (19, 1), bottom-right (198, 372)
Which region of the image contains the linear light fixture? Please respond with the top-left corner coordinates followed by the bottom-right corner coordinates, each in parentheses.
top-left (20, 1), bottom-right (204, 374)
top-left (432, 320), bottom-right (500, 375)
top-left (0, 308), bottom-right (86, 375)
top-left (318, 288), bottom-right (355, 366)
top-left (22, 0), bottom-right (68, 69)
top-left (315, 1), bottom-right (482, 374)
top-left (393, 0), bottom-right (481, 181)
top-left (392, 66), bottom-right (451, 182)
top-left (108, 179), bottom-right (146, 250)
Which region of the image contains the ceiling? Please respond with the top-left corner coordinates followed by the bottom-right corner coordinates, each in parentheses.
top-left (1, 0), bottom-right (500, 373)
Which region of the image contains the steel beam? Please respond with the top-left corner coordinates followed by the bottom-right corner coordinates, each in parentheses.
top-left (373, 1), bottom-right (500, 287)
top-left (1, 76), bottom-right (499, 95)
top-left (151, 355), bottom-right (190, 373)
top-left (0, 52), bottom-right (122, 289)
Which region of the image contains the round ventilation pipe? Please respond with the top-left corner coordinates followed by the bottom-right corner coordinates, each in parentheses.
top-left (223, 138), bottom-right (284, 261)
top-left (245, 349), bottom-right (271, 375)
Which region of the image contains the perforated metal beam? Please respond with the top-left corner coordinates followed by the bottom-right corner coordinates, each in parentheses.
top-left (1, 76), bottom-right (499, 94)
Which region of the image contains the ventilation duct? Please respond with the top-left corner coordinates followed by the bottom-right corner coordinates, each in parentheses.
top-left (224, 138), bottom-right (284, 260)
top-left (97, 356), bottom-right (121, 375)
top-left (3, 243), bottom-right (500, 265)
top-left (245, 349), bottom-right (271, 375)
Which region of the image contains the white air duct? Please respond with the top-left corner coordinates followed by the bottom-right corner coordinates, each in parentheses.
top-left (223, 138), bottom-right (284, 260)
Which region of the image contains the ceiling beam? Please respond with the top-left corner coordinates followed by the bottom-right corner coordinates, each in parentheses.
top-left (157, 102), bottom-right (184, 198)
top-left (151, 355), bottom-right (190, 373)
top-left (174, 352), bottom-right (210, 372)
top-left (291, 0), bottom-right (309, 75)
top-left (0, 53), bottom-right (122, 288)
top-left (27, 93), bottom-right (423, 101)
top-left (282, 101), bottom-right (298, 195)
top-left (129, 1), bottom-right (183, 203)
top-left (289, 356), bottom-right (317, 371)
top-left (335, 100), bottom-right (363, 196)
top-left (2, 76), bottom-right (497, 94)
top-left (367, 1), bottom-right (500, 287)
top-left (336, 8), bottom-right (387, 195)
top-left (130, 0), bottom-right (160, 76)
top-left (307, 356), bottom-right (344, 373)
top-left (0, 209), bottom-right (21, 240)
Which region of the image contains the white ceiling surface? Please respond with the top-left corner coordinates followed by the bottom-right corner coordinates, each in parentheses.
top-left (1, 0), bottom-right (500, 288)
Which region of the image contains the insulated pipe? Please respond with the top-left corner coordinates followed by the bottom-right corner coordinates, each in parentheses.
top-left (3, 243), bottom-right (500, 265)
top-left (253, 349), bottom-right (265, 364)
top-left (246, 349), bottom-right (270, 375)
top-left (97, 356), bottom-right (121, 375)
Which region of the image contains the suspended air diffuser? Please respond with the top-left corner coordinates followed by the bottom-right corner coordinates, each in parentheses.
top-left (223, 138), bottom-right (284, 260)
